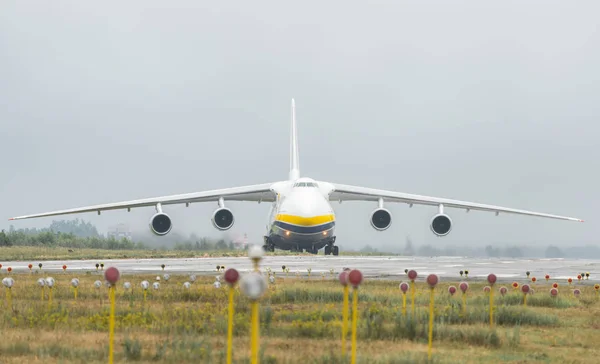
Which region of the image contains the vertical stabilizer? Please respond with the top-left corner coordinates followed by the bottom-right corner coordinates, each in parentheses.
top-left (289, 98), bottom-right (300, 181)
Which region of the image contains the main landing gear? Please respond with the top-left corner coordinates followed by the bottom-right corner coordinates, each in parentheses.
top-left (324, 237), bottom-right (339, 256)
top-left (262, 237), bottom-right (275, 252)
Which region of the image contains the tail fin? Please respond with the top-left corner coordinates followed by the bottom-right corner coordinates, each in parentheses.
top-left (289, 98), bottom-right (300, 181)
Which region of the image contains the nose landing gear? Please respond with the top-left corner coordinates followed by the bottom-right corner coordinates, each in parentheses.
top-left (324, 237), bottom-right (339, 256)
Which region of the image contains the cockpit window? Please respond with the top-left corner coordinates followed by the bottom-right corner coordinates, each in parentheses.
top-left (293, 182), bottom-right (318, 187)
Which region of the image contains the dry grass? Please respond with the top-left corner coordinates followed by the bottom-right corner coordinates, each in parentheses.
top-left (0, 270), bottom-right (599, 363)
top-left (0, 246), bottom-right (391, 261)
top-left (0, 246), bottom-right (245, 261)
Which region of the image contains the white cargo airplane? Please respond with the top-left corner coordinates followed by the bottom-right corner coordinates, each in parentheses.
top-left (10, 99), bottom-right (583, 255)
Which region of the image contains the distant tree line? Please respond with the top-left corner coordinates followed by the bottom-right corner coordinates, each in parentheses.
top-left (173, 238), bottom-right (238, 251)
top-left (0, 219), bottom-right (239, 251)
top-left (396, 236), bottom-right (600, 259)
top-left (48, 219), bottom-right (101, 238)
top-left (1, 221), bottom-right (145, 250)
top-left (0, 229), bottom-right (144, 250)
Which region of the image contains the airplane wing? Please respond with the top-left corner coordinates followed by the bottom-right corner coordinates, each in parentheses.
top-left (327, 183), bottom-right (583, 222)
top-left (9, 183), bottom-right (276, 220)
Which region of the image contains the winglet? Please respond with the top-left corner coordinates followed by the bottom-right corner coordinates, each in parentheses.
top-left (8, 218), bottom-right (14, 221)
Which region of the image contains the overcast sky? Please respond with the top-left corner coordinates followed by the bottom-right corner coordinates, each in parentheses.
top-left (0, 1), bottom-right (597, 250)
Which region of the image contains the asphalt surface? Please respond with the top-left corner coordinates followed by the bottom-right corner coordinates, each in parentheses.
top-left (3, 255), bottom-right (599, 283)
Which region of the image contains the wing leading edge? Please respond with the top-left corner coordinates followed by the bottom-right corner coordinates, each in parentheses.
top-left (9, 183), bottom-right (277, 221)
top-left (327, 183), bottom-right (583, 222)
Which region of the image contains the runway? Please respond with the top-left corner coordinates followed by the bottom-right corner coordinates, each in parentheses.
top-left (3, 255), bottom-right (599, 283)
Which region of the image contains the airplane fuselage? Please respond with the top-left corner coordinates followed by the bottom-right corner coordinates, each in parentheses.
top-left (264, 177), bottom-right (337, 253)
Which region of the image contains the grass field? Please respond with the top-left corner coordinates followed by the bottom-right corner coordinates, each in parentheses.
top-left (0, 246), bottom-right (398, 262)
top-left (1, 270), bottom-right (599, 363)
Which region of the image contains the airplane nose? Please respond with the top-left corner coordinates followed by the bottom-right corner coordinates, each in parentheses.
top-left (280, 190), bottom-right (332, 220)
top-left (294, 204), bottom-right (317, 216)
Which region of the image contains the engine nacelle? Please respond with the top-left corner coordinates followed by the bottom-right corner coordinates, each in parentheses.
top-left (212, 207), bottom-right (235, 231)
top-left (149, 212), bottom-right (172, 236)
top-left (370, 208), bottom-right (392, 231)
top-left (430, 213), bottom-right (452, 236)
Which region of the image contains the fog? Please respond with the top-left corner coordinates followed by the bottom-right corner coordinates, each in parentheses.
top-left (1, 1), bottom-right (597, 251)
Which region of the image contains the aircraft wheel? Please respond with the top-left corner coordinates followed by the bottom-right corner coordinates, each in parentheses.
top-left (332, 246), bottom-right (339, 256)
top-left (324, 246), bottom-right (331, 255)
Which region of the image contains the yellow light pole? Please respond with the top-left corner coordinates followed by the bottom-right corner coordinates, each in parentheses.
top-left (224, 268), bottom-right (241, 364)
top-left (459, 282), bottom-right (469, 317)
top-left (240, 245), bottom-right (268, 364)
top-left (487, 274), bottom-right (497, 328)
top-left (46, 277), bottom-right (55, 308)
top-left (348, 269), bottom-right (363, 364)
top-left (140, 281), bottom-right (149, 304)
top-left (426, 274), bottom-right (439, 361)
top-left (447, 286), bottom-right (456, 300)
top-left (105, 267), bottom-right (121, 364)
top-left (339, 270), bottom-right (350, 357)
top-left (407, 270), bottom-right (417, 319)
top-left (399, 282), bottom-right (409, 317)
top-left (521, 284), bottom-right (530, 306)
top-left (71, 278), bottom-right (79, 301)
top-left (37, 278), bottom-right (45, 302)
top-left (2, 277), bottom-right (14, 308)
top-left (498, 286), bottom-right (507, 307)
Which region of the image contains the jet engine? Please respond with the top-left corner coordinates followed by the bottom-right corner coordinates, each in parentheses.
top-left (149, 212), bottom-right (172, 236)
top-left (212, 207), bottom-right (235, 230)
top-left (370, 208), bottom-right (392, 231)
top-left (430, 213), bottom-right (452, 236)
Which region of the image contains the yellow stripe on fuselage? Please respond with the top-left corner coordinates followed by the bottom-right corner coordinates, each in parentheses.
top-left (275, 214), bottom-right (335, 226)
